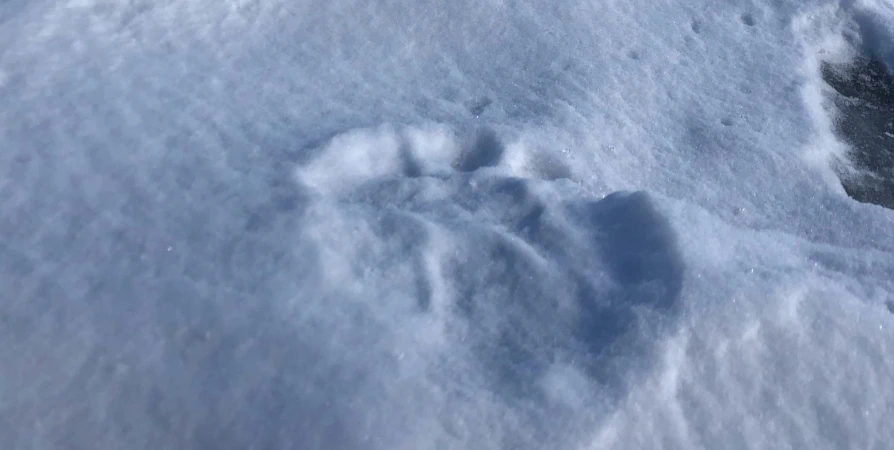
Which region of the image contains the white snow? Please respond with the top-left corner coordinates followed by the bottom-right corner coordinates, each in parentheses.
top-left (2, 0), bottom-right (893, 449)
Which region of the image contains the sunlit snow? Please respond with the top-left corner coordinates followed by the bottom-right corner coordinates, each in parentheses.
top-left (2, 0), bottom-right (893, 449)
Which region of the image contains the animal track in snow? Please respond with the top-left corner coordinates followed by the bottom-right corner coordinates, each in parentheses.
top-left (691, 20), bottom-right (702, 34)
top-left (296, 124), bottom-right (573, 196)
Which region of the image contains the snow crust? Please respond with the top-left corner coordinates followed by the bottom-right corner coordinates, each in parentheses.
top-left (2, 0), bottom-right (893, 448)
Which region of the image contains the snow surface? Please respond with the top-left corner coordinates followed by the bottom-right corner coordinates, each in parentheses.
top-left (2, 0), bottom-right (894, 449)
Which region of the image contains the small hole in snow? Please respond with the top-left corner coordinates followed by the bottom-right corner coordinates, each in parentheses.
top-left (454, 127), bottom-right (505, 172)
top-left (741, 13), bottom-right (756, 27)
top-left (468, 96), bottom-right (492, 117)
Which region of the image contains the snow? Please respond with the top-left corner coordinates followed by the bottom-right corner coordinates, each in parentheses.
top-left (2, 0), bottom-right (894, 449)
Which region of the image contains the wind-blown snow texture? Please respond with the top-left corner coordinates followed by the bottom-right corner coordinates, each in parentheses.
top-left (2, 0), bottom-right (894, 449)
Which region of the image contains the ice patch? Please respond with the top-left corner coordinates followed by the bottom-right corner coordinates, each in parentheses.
top-left (798, 1), bottom-right (894, 209)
